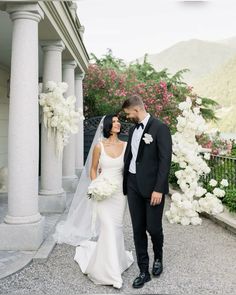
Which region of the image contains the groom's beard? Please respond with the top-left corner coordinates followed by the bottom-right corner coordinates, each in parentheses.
top-left (129, 117), bottom-right (139, 124)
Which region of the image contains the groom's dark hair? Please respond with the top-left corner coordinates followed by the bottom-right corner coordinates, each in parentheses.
top-left (122, 94), bottom-right (144, 109)
top-left (103, 114), bottom-right (121, 138)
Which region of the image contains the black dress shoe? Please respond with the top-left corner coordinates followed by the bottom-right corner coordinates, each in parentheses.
top-left (152, 259), bottom-right (163, 276)
top-left (132, 272), bottom-right (151, 288)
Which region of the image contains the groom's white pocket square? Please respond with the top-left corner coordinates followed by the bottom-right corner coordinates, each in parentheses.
top-left (142, 133), bottom-right (153, 144)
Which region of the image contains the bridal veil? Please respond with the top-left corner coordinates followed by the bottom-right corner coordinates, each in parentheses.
top-left (53, 116), bottom-right (105, 246)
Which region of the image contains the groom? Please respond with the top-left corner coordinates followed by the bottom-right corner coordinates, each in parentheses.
top-left (122, 94), bottom-right (172, 288)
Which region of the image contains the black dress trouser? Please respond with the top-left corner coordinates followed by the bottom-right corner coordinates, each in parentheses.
top-left (127, 172), bottom-right (165, 273)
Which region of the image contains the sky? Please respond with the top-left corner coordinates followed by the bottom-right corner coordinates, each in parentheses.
top-left (76, 0), bottom-right (236, 62)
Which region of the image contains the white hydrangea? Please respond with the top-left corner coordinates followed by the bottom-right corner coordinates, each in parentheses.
top-left (213, 188), bottom-right (225, 198)
top-left (209, 179), bottom-right (218, 187)
top-left (220, 179), bottom-right (229, 187)
top-left (165, 97), bottom-right (224, 226)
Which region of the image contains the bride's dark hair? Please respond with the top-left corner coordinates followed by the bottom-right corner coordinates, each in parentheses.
top-left (103, 114), bottom-right (121, 138)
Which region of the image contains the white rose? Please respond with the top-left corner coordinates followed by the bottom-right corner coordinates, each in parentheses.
top-left (193, 107), bottom-right (200, 115)
top-left (70, 126), bottom-right (79, 134)
top-left (58, 82), bottom-right (68, 93)
top-left (170, 204), bottom-right (178, 215)
top-left (47, 112), bottom-right (53, 118)
top-left (192, 200), bottom-right (200, 212)
top-left (195, 186), bottom-right (207, 197)
top-left (204, 153), bottom-right (210, 160)
top-left (175, 170), bottom-right (182, 178)
top-left (182, 200), bottom-right (192, 210)
top-left (191, 216), bottom-right (202, 225)
top-left (165, 210), bottom-right (171, 219)
top-left (143, 133), bottom-right (153, 144)
top-left (212, 203), bottom-right (224, 215)
top-left (172, 215), bottom-right (181, 223)
top-left (206, 192), bottom-right (213, 198)
top-left (45, 81), bottom-right (57, 91)
top-left (196, 98), bottom-right (202, 105)
top-left (171, 193), bottom-right (182, 203)
top-left (180, 217), bottom-right (190, 226)
top-left (66, 95), bottom-right (76, 105)
top-left (179, 161), bottom-right (187, 168)
top-left (204, 166), bottom-right (211, 174)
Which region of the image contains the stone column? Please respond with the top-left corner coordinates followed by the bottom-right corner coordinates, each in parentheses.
top-left (75, 73), bottom-right (85, 176)
top-left (62, 61), bottom-right (78, 192)
top-left (38, 41), bottom-right (66, 213)
top-left (0, 3), bottom-right (45, 250)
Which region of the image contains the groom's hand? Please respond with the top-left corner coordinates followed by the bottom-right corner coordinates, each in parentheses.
top-left (150, 191), bottom-right (162, 206)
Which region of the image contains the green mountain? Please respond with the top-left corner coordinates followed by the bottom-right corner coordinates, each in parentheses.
top-left (194, 55), bottom-right (236, 132)
top-left (139, 39), bottom-right (236, 85)
top-left (137, 37), bottom-right (236, 132)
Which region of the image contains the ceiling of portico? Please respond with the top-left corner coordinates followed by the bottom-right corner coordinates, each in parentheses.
top-left (0, 10), bottom-right (80, 77)
top-left (38, 16), bottom-right (77, 66)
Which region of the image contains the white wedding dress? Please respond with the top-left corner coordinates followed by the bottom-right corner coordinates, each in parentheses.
top-left (74, 141), bottom-right (134, 289)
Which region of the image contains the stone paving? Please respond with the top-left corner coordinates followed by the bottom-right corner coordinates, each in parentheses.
top-left (0, 197), bottom-right (236, 295)
top-left (0, 193), bottom-right (62, 279)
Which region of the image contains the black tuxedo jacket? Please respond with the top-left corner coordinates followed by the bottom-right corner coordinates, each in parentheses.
top-left (123, 116), bottom-right (172, 198)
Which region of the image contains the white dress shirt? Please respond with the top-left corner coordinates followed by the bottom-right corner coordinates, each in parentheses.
top-left (129, 113), bottom-right (150, 173)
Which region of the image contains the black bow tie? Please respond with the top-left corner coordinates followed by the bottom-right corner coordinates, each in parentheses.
top-left (135, 122), bottom-right (144, 129)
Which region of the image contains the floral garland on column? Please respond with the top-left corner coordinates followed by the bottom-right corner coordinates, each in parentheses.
top-left (39, 81), bottom-right (84, 158)
top-left (165, 97), bottom-right (227, 226)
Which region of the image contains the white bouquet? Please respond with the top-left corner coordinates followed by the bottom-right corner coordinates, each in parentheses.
top-left (87, 176), bottom-right (119, 201)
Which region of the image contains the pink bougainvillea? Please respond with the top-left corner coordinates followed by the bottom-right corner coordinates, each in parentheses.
top-left (83, 52), bottom-right (217, 133)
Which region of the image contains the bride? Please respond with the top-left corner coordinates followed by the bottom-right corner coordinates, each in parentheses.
top-left (53, 114), bottom-right (134, 289)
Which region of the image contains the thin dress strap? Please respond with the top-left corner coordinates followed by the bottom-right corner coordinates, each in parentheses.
top-left (99, 141), bottom-right (104, 154)
top-left (122, 141), bottom-right (127, 154)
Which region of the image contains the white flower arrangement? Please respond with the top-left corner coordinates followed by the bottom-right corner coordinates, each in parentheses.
top-left (87, 175), bottom-right (119, 201)
top-left (165, 97), bottom-right (225, 226)
top-left (39, 81), bottom-right (84, 157)
top-left (143, 133), bottom-right (153, 144)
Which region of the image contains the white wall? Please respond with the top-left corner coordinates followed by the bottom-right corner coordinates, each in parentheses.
top-left (0, 65), bottom-right (9, 168)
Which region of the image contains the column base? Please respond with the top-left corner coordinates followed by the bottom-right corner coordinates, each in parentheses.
top-left (62, 174), bottom-right (78, 193)
top-left (38, 191), bottom-right (66, 213)
top-left (0, 216), bottom-right (45, 250)
top-left (4, 212), bottom-right (42, 224)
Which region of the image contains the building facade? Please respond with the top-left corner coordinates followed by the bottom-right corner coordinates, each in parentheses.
top-left (0, 1), bottom-right (89, 250)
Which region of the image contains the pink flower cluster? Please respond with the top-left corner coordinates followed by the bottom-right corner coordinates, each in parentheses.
top-left (83, 64), bottom-right (192, 129)
top-left (197, 133), bottom-right (233, 156)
